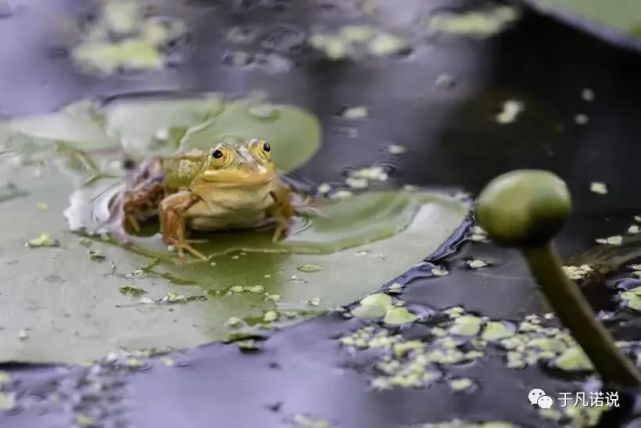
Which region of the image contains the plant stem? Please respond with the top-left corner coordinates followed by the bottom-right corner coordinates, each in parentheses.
top-left (525, 243), bottom-right (641, 386)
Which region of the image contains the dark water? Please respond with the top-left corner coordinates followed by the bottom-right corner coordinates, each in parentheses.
top-left (3, 0), bottom-right (641, 426)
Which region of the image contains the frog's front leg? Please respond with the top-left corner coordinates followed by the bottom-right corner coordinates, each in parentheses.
top-left (159, 191), bottom-right (207, 260)
top-left (268, 184), bottom-right (295, 242)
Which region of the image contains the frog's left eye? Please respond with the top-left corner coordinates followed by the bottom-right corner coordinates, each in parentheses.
top-left (249, 138), bottom-right (271, 161)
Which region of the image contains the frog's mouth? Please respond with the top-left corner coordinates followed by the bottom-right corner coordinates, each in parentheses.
top-left (199, 169), bottom-right (276, 186)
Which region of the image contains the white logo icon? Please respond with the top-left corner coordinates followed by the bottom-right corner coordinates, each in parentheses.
top-left (528, 389), bottom-right (554, 409)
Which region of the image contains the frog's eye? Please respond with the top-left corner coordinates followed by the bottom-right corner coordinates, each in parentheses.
top-left (249, 138), bottom-right (271, 161)
top-left (209, 146), bottom-right (234, 167)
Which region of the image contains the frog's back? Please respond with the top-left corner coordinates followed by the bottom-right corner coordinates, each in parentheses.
top-left (162, 150), bottom-right (206, 190)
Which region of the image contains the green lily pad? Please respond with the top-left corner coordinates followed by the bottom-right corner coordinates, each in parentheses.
top-left (180, 98), bottom-right (321, 172)
top-left (8, 101), bottom-right (115, 151)
top-left (103, 95), bottom-right (225, 158)
top-left (3, 94), bottom-right (321, 174)
top-left (0, 162), bottom-right (468, 364)
top-left (526, 0), bottom-right (641, 41)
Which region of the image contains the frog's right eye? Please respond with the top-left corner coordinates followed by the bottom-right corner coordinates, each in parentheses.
top-left (209, 146), bottom-right (234, 167)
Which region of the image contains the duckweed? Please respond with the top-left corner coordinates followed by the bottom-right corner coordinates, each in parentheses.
top-left (426, 6), bottom-right (519, 37)
top-left (595, 235), bottom-right (623, 245)
top-left (72, 0), bottom-right (186, 74)
top-left (310, 26), bottom-right (408, 60)
top-left (26, 233), bottom-right (59, 248)
top-left (449, 315), bottom-right (482, 336)
top-left (0, 392), bottom-right (16, 411)
top-left (387, 144), bottom-right (407, 155)
top-left (383, 307), bottom-right (418, 326)
top-left (466, 259), bottom-right (489, 269)
top-left (448, 377), bottom-right (475, 392)
top-left (431, 267), bottom-right (449, 276)
top-left (620, 286), bottom-right (641, 311)
top-left (88, 249), bottom-right (106, 261)
top-left (119, 286), bottom-right (147, 296)
top-left (495, 100), bottom-right (524, 124)
top-left (590, 181), bottom-right (608, 195)
top-left (562, 264), bottom-right (593, 281)
top-left (342, 106), bottom-right (368, 119)
top-left (552, 346), bottom-right (594, 371)
top-left (296, 264), bottom-right (323, 273)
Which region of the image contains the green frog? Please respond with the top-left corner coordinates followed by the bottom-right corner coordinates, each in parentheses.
top-left (112, 138), bottom-right (296, 260)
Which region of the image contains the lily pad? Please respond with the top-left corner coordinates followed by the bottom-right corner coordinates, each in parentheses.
top-left (180, 98), bottom-right (321, 172)
top-left (8, 101), bottom-right (115, 151)
top-left (525, 0), bottom-right (641, 47)
top-left (0, 163), bottom-right (468, 364)
top-left (3, 94), bottom-right (322, 173)
top-left (103, 95), bottom-right (225, 158)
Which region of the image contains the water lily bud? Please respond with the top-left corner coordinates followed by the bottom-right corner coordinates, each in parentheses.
top-left (476, 170), bottom-right (571, 247)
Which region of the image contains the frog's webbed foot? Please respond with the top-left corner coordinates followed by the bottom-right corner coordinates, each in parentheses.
top-left (272, 221), bottom-right (289, 242)
top-left (172, 239), bottom-right (208, 261)
top-left (159, 191), bottom-right (205, 260)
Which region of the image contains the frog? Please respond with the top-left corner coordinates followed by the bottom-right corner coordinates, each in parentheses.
top-left (110, 138), bottom-right (297, 260)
